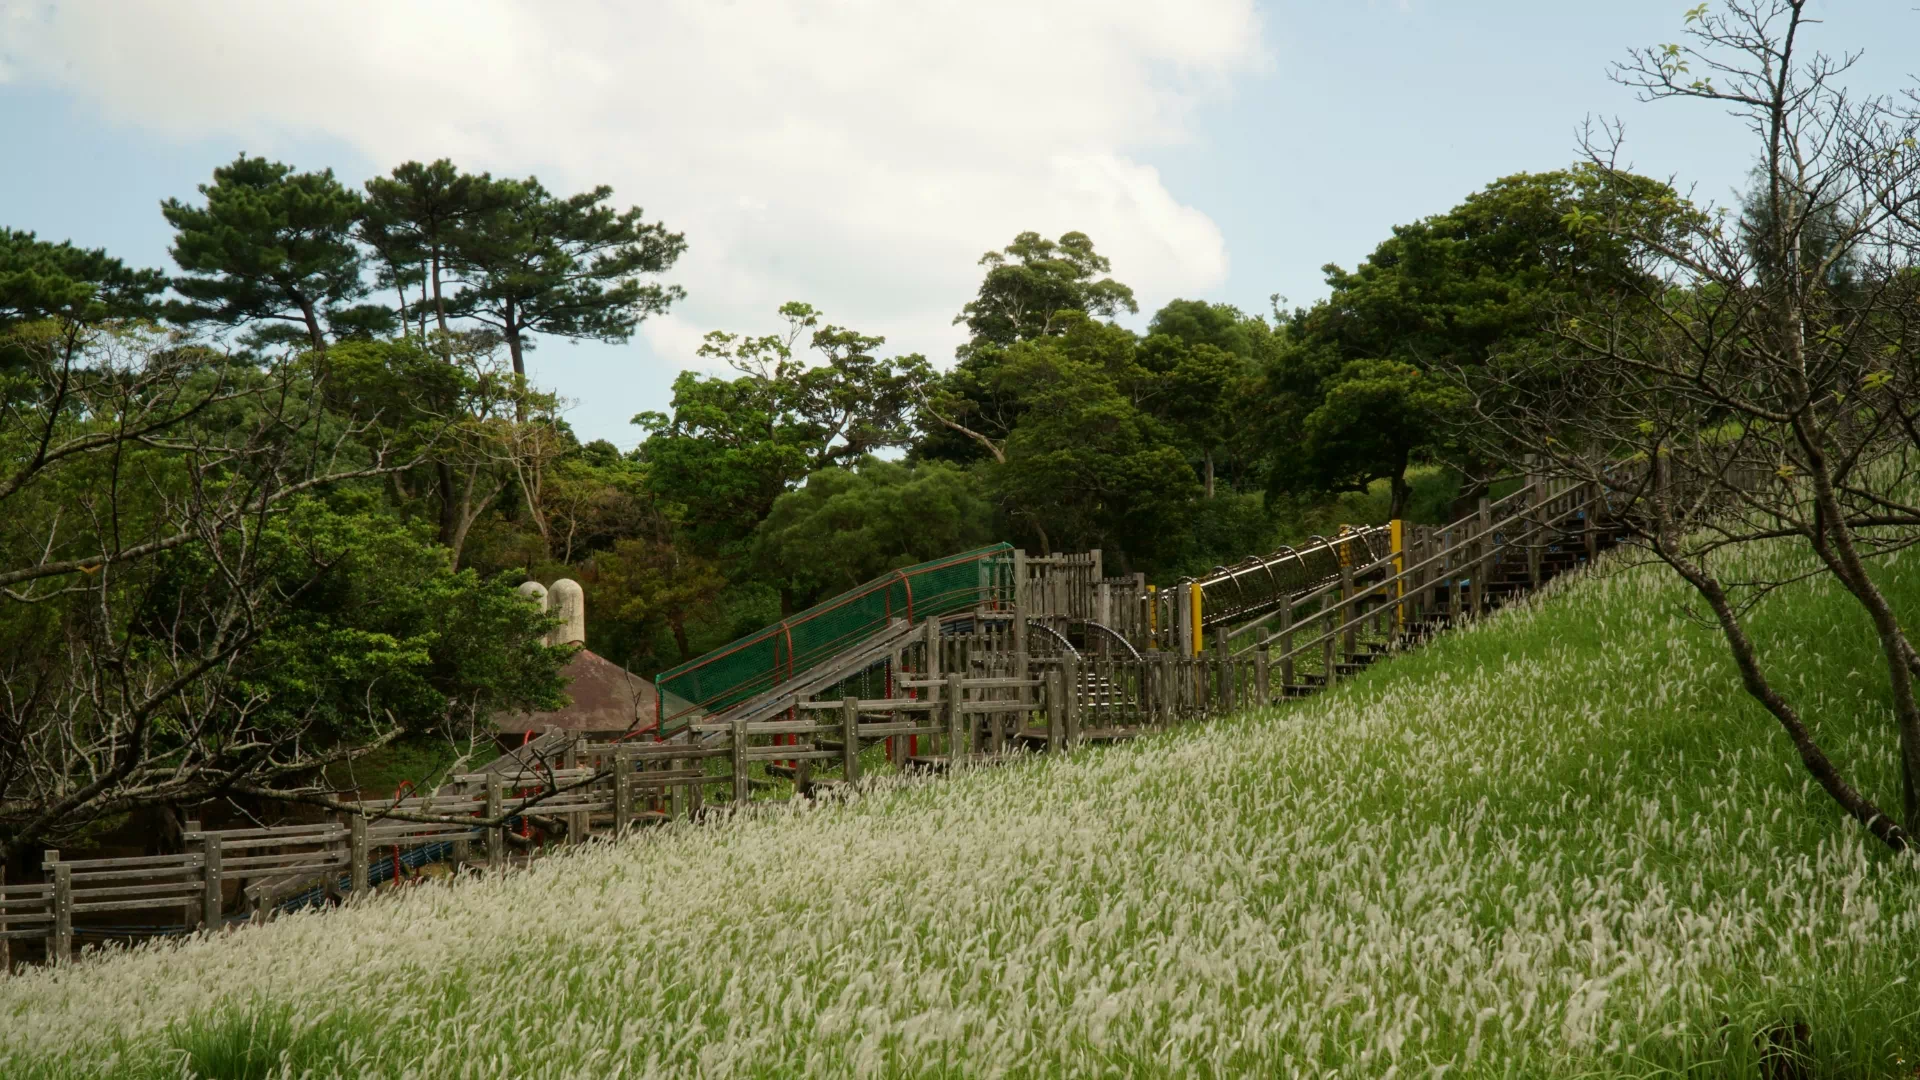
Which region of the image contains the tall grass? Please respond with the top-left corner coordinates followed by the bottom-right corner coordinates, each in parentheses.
top-left (3, 538), bottom-right (1917, 1078)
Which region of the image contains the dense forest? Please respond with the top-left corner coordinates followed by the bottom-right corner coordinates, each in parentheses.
top-left (2, 153), bottom-right (1681, 690)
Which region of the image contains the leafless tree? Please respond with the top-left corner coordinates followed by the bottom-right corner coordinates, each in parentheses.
top-left (1456, 0), bottom-right (1920, 851)
top-left (0, 324), bottom-right (463, 860)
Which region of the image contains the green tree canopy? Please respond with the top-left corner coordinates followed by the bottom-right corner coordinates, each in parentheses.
top-left (752, 457), bottom-right (994, 610)
top-left (954, 230), bottom-right (1137, 356)
top-left (362, 159), bottom-right (502, 340)
top-left (450, 177), bottom-right (685, 379)
top-left (635, 303), bottom-right (926, 557)
top-left (0, 229), bottom-right (166, 332)
top-left (1264, 165), bottom-right (1686, 516)
top-left (162, 154), bottom-right (372, 351)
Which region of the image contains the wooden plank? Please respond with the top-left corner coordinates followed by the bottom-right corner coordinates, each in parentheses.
top-left (50, 860), bottom-right (70, 964)
top-left (451, 767), bottom-right (598, 785)
top-left (56, 852), bottom-right (205, 871)
top-left (790, 700), bottom-right (940, 713)
top-left (350, 817), bottom-right (370, 894)
top-left (67, 864), bottom-right (204, 884)
top-left (217, 852), bottom-right (351, 872)
top-left (69, 881), bottom-right (204, 901)
top-left (946, 672), bottom-right (966, 767)
top-left (180, 823), bottom-right (341, 842)
top-left (485, 777), bottom-right (504, 872)
top-left (841, 698), bottom-right (861, 786)
top-left (722, 717), bottom-right (835, 733)
top-left (957, 677), bottom-right (1042, 690)
top-left (363, 828), bottom-right (480, 845)
top-left (195, 833), bottom-right (344, 852)
top-left (73, 896), bottom-right (215, 915)
top-left (851, 721), bottom-right (941, 738)
top-left (731, 718), bottom-right (750, 807)
top-left (742, 746), bottom-right (839, 763)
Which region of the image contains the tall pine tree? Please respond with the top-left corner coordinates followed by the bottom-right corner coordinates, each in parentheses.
top-left (163, 154), bottom-right (370, 351)
top-left (450, 177), bottom-right (685, 380)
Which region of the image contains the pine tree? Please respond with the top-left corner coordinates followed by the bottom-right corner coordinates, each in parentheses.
top-left (163, 154), bottom-right (370, 351)
top-left (450, 177), bottom-right (685, 380)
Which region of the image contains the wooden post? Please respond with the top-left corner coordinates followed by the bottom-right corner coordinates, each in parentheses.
top-left (349, 816), bottom-right (369, 894)
top-left (1212, 627), bottom-right (1233, 712)
top-left (946, 672), bottom-right (967, 768)
top-left (1011, 548), bottom-right (1028, 612)
top-left (612, 750), bottom-right (632, 836)
top-left (486, 776), bottom-right (505, 871)
top-left (670, 753), bottom-right (690, 820)
top-left (1011, 606), bottom-right (1029, 682)
top-left (1472, 496), bottom-right (1491, 616)
top-left (1045, 668), bottom-right (1066, 751)
top-left (841, 697), bottom-right (862, 786)
top-left (1584, 482), bottom-right (1599, 562)
top-left (1278, 601), bottom-right (1295, 691)
top-left (562, 742), bottom-right (587, 843)
top-left (451, 800), bottom-right (471, 867)
top-left (1254, 632), bottom-right (1272, 706)
top-left (1061, 651), bottom-right (1081, 747)
top-left (0, 865), bottom-right (8, 975)
top-left (730, 718), bottom-right (750, 807)
top-left (46, 853), bottom-right (70, 965)
top-left (1525, 474), bottom-right (1543, 588)
top-left (1339, 563), bottom-right (1357, 665)
top-left (190, 833), bottom-right (221, 929)
top-left (1321, 600), bottom-right (1337, 685)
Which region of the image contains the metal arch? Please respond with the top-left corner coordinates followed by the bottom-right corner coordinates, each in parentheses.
top-left (1023, 619), bottom-right (1080, 659)
top-left (1081, 621), bottom-right (1144, 662)
top-left (1265, 546), bottom-right (1298, 598)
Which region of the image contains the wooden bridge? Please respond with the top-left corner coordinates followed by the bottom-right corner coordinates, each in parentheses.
top-left (0, 470), bottom-right (1635, 972)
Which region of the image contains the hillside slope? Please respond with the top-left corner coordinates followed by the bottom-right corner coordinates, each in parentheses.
top-left (3, 541), bottom-right (1918, 1079)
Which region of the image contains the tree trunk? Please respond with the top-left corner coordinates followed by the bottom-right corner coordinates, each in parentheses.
top-left (1388, 446), bottom-right (1412, 520)
top-left (437, 462), bottom-right (460, 550)
top-left (299, 299), bottom-right (325, 352)
top-left (1204, 450), bottom-right (1216, 499)
top-left (506, 311), bottom-right (528, 424)
top-left (1798, 432), bottom-right (1920, 834)
top-left (1671, 545), bottom-right (1907, 852)
top-left (506, 314), bottom-right (526, 380)
top-left (780, 587), bottom-right (796, 618)
top-left (672, 619), bottom-right (693, 663)
top-left (431, 250), bottom-right (449, 335)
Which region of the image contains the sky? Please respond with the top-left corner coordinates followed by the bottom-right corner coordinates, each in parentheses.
top-left (1, 1), bottom-right (1914, 448)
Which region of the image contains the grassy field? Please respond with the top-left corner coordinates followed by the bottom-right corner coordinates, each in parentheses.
top-left (3, 538), bottom-right (1918, 1078)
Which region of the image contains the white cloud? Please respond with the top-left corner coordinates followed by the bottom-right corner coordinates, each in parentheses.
top-left (0, 0), bottom-right (1264, 385)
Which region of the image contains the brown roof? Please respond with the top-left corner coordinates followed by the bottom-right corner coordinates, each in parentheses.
top-left (496, 648), bottom-right (658, 736)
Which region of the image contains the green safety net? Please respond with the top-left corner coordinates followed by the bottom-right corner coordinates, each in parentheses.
top-left (655, 543), bottom-right (1014, 729)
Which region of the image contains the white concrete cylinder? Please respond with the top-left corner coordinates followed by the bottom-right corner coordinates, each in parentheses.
top-left (516, 580), bottom-right (550, 608)
top-left (547, 578), bottom-right (587, 646)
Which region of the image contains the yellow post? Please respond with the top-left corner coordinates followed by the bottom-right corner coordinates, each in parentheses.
top-left (1188, 581), bottom-right (1203, 657)
top-left (1146, 583), bottom-right (1157, 637)
top-left (1390, 519), bottom-right (1407, 628)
